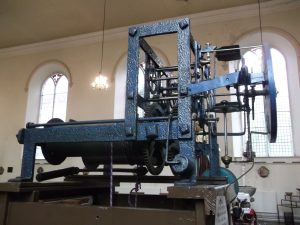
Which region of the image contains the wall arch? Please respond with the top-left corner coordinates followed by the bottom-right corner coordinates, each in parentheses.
top-left (25, 60), bottom-right (72, 124)
top-left (230, 28), bottom-right (300, 157)
top-left (234, 27), bottom-right (300, 56)
top-left (113, 47), bottom-right (170, 119)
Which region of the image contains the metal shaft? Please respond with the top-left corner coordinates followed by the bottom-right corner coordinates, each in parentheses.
top-left (224, 113), bottom-right (228, 157)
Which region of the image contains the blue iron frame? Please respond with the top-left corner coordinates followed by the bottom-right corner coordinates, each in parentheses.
top-left (15, 18), bottom-right (276, 185)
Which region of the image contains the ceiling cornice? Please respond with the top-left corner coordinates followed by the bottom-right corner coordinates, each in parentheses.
top-left (0, 0), bottom-right (299, 59)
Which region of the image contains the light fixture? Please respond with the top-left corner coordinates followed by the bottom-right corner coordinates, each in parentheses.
top-left (91, 75), bottom-right (109, 90)
top-left (91, 0), bottom-right (109, 90)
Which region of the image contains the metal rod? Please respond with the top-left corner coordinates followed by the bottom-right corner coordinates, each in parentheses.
top-left (224, 113), bottom-right (228, 157)
top-left (202, 45), bottom-right (263, 53)
top-left (155, 65), bottom-right (179, 72)
top-left (36, 167), bottom-right (80, 182)
top-left (139, 116), bottom-right (178, 121)
top-left (214, 90), bottom-right (266, 97)
top-left (159, 87), bottom-right (177, 91)
top-left (36, 167), bottom-right (146, 182)
top-left (213, 110), bottom-right (247, 136)
top-left (245, 85), bottom-right (254, 161)
top-left (146, 96), bottom-right (178, 102)
top-left (155, 64), bottom-right (196, 72)
top-left (198, 131), bottom-right (246, 136)
top-left (214, 93), bottom-right (237, 97)
top-left (194, 40), bottom-right (199, 83)
top-left (148, 76), bottom-right (178, 81)
top-left (165, 114), bottom-right (179, 165)
top-left (79, 168), bottom-right (144, 173)
top-left (251, 131), bottom-right (268, 135)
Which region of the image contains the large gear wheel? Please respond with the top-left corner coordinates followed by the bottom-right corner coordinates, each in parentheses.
top-left (143, 141), bottom-right (165, 175)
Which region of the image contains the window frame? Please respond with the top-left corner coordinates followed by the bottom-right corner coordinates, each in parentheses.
top-left (229, 30), bottom-right (300, 160)
top-left (25, 61), bottom-right (71, 161)
top-left (238, 48), bottom-right (294, 157)
top-left (38, 73), bottom-right (69, 124)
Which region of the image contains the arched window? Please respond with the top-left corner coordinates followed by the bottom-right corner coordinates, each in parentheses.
top-left (230, 30), bottom-right (300, 158)
top-left (38, 73), bottom-right (69, 123)
top-left (26, 61), bottom-right (71, 159)
top-left (113, 57), bottom-right (145, 119)
top-left (240, 48), bottom-right (293, 157)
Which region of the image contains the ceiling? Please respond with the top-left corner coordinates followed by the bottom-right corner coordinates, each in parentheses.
top-left (0, 0), bottom-right (271, 49)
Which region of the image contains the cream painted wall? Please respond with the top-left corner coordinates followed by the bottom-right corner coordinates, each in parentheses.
top-left (0, 3), bottom-right (299, 218)
top-left (0, 39), bottom-right (128, 179)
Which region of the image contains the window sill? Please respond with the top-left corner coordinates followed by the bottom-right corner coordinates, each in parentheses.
top-left (233, 156), bottom-right (300, 164)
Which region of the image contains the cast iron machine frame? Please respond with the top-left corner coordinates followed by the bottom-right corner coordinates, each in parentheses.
top-left (15, 18), bottom-right (277, 186)
top-left (0, 17), bottom-right (279, 225)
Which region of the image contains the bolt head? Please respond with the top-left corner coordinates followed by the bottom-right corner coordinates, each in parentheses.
top-left (180, 124), bottom-right (190, 135)
top-left (179, 20), bottom-right (189, 30)
top-left (125, 127), bottom-right (133, 136)
top-left (129, 28), bottom-right (137, 37)
top-left (180, 87), bottom-right (188, 96)
top-left (127, 91), bottom-right (134, 99)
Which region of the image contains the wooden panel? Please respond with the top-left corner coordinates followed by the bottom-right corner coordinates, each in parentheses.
top-left (0, 194), bottom-right (8, 225)
top-left (195, 200), bottom-right (206, 225)
top-left (6, 202), bottom-right (196, 225)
